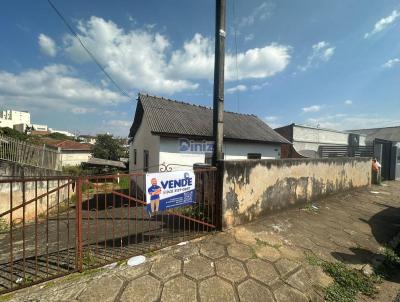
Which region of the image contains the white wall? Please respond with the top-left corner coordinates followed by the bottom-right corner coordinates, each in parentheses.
top-left (0, 118), bottom-right (15, 128)
top-left (129, 115), bottom-right (160, 173)
top-left (293, 126), bottom-right (349, 148)
top-left (158, 138), bottom-right (280, 171)
top-left (61, 151), bottom-right (91, 166)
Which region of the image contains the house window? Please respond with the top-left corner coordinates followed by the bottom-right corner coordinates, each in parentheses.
top-left (143, 150), bottom-right (149, 172)
top-left (133, 149), bottom-right (137, 165)
top-left (247, 153), bottom-right (261, 159)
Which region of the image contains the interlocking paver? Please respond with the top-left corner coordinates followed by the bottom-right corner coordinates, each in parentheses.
top-left (273, 285), bottom-right (308, 302)
top-left (161, 276), bottom-right (196, 302)
top-left (200, 241), bottom-right (226, 259)
top-left (238, 279), bottom-right (274, 302)
top-left (151, 255), bottom-right (181, 281)
top-left (227, 243), bottom-right (254, 261)
top-left (215, 257), bottom-right (247, 283)
top-left (274, 258), bottom-right (300, 277)
top-left (254, 245), bottom-right (281, 262)
top-left (199, 276), bottom-right (236, 302)
top-left (116, 261), bottom-right (152, 281)
top-left (183, 255), bottom-right (214, 280)
top-left (120, 275), bottom-right (161, 302)
top-left (285, 269), bottom-right (311, 293)
top-left (78, 275), bottom-right (123, 302)
top-left (246, 259), bottom-right (279, 286)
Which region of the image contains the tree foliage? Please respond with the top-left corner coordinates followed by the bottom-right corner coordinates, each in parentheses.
top-left (0, 127), bottom-right (29, 140)
top-left (45, 132), bottom-right (73, 140)
top-left (92, 134), bottom-right (124, 161)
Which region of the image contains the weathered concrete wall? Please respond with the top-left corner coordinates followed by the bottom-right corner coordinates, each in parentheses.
top-left (222, 158), bottom-right (371, 229)
top-left (0, 160), bottom-right (72, 224)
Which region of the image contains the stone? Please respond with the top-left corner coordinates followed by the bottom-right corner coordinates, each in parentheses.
top-left (150, 255), bottom-right (181, 281)
top-left (274, 285), bottom-right (308, 302)
top-left (208, 232), bottom-right (236, 246)
top-left (304, 264), bottom-right (333, 287)
top-left (274, 258), bottom-right (300, 277)
top-left (285, 269), bottom-right (310, 293)
top-left (246, 259), bottom-right (280, 286)
top-left (120, 275), bottom-right (161, 302)
top-left (215, 257), bottom-right (247, 283)
top-left (183, 255), bottom-right (214, 280)
top-left (278, 245), bottom-right (304, 260)
top-left (227, 243), bottom-right (254, 261)
top-left (254, 245), bottom-right (281, 262)
top-left (161, 276), bottom-right (196, 302)
top-left (78, 275), bottom-right (123, 302)
top-left (200, 241), bottom-right (226, 259)
top-left (238, 279), bottom-right (274, 302)
top-left (199, 276), bottom-right (236, 302)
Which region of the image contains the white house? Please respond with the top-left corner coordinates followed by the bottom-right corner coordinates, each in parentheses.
top-left (128, 94), bottom-right (289, 173)
top-left (0, 109), bottom-right (31, 129)
top-left (40, 138), bottom-right (92, 166)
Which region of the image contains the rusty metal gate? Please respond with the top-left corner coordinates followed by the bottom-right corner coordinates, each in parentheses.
top-left (0, 167), bottom-right (218, 294)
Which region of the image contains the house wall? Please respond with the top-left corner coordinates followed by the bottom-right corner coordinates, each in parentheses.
top-left (61, 151), bottom-right (91, 166)
top-left (292, 125), bottom-right (366, 154)
top-left (158, 138), bottom-right (281, 171)
top-left (221, 158), bottom-right (371, 229)
top-left (129, 114), bottom-right (160, 173)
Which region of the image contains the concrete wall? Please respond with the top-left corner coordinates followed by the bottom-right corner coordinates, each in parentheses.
top-left (221, 158), bottom-right (371, 229)
top-left (61, 151), bottom-right (91, 166)
top-left (0, 160), bottom-right (72, 224)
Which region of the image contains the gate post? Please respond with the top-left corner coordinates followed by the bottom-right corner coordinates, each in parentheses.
top-left (75, 177), bottom-right (83, 272)
top-left (215, 161), bottom-right (224, 230)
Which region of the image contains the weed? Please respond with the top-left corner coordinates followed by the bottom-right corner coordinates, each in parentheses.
top-left (250, 246), bottom-right (258, 259)
top-left (145, 251), bottom-right (157, 258)
top-left (375, 246), bottom-right (400, 278)
top-left (307, 256), bottom-right (377, 302)
top-left (255, 238), bottom-right (267, 247)
top-left (0, 218), bottom-right (9, 233)
top-left (82, 251), bottom-right (98, 267)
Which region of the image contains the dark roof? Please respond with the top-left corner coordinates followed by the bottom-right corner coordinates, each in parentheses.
top-left (129, 94), bottom-right (290, 144)
top-left (87, 157), bottom-right (126, 168)
top-left (347, 126), bottom-right (400, 143)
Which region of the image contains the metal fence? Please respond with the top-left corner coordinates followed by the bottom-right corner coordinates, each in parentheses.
top-left (318, 145), bottom-right (374, 158)
top-left (0, 167), bottom-right (218, 294)
top-left (0, 134), bottom-right (62, 171)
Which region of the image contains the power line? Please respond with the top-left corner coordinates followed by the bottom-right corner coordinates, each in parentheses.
top-left (47, 0), bottom-right (132, 99)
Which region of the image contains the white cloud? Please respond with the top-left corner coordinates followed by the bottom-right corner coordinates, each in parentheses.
top-left (382, 58), bottom-right (400, 68)
top-left (299, 41), bottom-right (335, 72)
top-left (38, 34), bottom-right (57, 57)
top-left (244, 33), bottom-right (254, 42)
top-left (302, 105), bottom-right (322, 113)
top-left (71, 107), bottom-right (96, 114)
top-left (63, 16), bottom-right (291, 94)
top-left (251, 81), bottom-right (268, 90)
top-left (239, 2), bottom-right (274, 27)
top-left (0, 64), bottom-right (128, 112)
top-left (306, 114), bottom-right (400, 130)
top-left (344, 99), bottom-right (353, 105)
top-left (226, 84), bottom-right (247, 94)
top-left (106, 120), bottom-right (131, 127)
top-left (264, 116), bottom-right (280, 128)
top-left (364, 10), bottom-right (400, 38)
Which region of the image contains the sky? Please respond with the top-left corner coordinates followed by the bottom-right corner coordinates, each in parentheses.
top-left (0, 0), bottom-right (399, 137)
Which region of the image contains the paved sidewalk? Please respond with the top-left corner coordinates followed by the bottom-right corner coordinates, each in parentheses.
top-left (2, 182), bottom-right (400, 302)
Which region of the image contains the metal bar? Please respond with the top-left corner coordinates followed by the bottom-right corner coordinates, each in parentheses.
top-left (9, 181), bottom-right (14, 289)
top-left (34, 180), bottom-right (38, 280)
top-left (22, 180), bottom-right (26, 282)
top-left (57, 179), bottom-right (60, 272)
top-left (0, 181), bottom-right (73, 218)
top-left (76, 178), bottom-right (83, 272)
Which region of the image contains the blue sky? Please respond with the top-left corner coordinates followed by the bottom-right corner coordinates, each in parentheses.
top-left (0, 0), bottom-right (399, 136)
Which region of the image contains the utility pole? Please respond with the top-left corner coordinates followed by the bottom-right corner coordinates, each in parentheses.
top-left (212, 0), bottom-right (226, 166)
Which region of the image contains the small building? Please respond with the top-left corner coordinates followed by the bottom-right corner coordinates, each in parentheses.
top-left (348, 126), bottom-right (400, 180)
top-left (275, 123), bottom-right (366, 158)
top-left (128, 94), bottom-right (289, 172)
top-left (78, 135), bottom-right (97, 145)
top-left (39, 138), bottom-right (92, 167)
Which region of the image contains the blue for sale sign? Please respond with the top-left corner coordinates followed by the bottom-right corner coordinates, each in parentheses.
top-left (145, 170), bottom-right (196, 214)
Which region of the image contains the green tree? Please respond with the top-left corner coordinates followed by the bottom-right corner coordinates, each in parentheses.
top-left (45, 132), bottom-right (73, 140)
top-left (0, 127), bottom-right (29, 140)
top-left (92, 134), bottom-right (124, 161)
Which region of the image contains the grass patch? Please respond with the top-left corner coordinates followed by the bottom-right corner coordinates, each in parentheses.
top-left (82, 251), bottom-right (100, 267)
top-left (254, 237), bottom-right (281, 249)
top-left (375, 246), bottom-right (400, 278)
top-left (0, 293), bottom-right (14, 301)
top-left (307, 256), bottom-right (377, 302)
